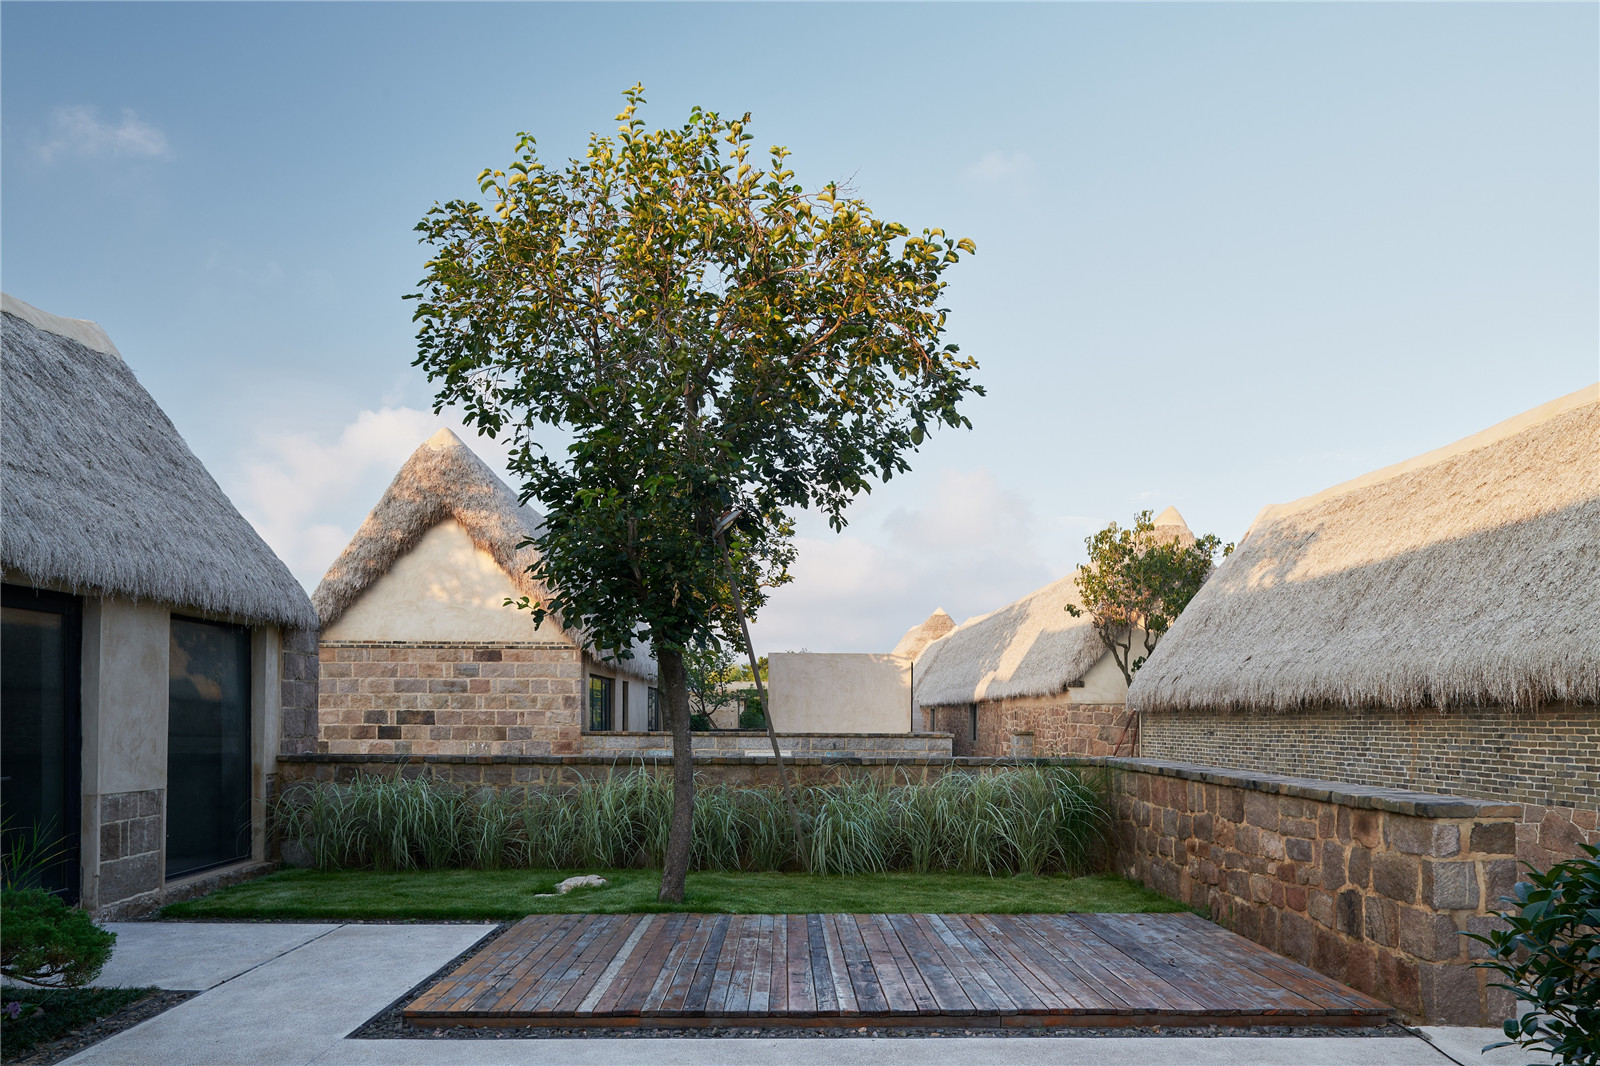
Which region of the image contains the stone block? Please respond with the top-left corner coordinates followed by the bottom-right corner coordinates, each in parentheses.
top-left (1399, 907), bottom-right (1463, 962)
top-left (1243, 792), bottom-right (1279, 830)
top-left (1364, 896), bottom-right (1399, 948)
top-left (1371, 852), bottom-right (1419, 903)
top-left (1286, 836), bottom-right (1314, 863)
top-left (1421, 861), bottom-right (1479, 910)
top-left (1336, 889), bottom-right (1363, 938)
top-left (1468, 820), bottom-right (1516, 856)
top-left (1376, 949), bottom-right (1421, 1015)
top-left (1279, 910), bottom-right (1313, 964)
top-left (99, 852), bottom-right (161, 907)
top-left (1418, 962), bottom-right (1484, 1025)
top-left (1308, 889), bottom-right (1335, 928)
top-left (1483, 859), bottom-right (1520, 907)
top-left (1385, 816), bottom-right (1460, 857)
top-left (1346, 845), bottom-right (1372, 889)
top-left (1351, 809), bottom-right (1381, 848)
top-left (1320, 841), bottom-right (1346, 889)
top-left (1344, 943), bottom-right (1378, 996)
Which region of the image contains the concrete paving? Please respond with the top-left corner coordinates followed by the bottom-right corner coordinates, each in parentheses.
top-left (1417, 1026), bottom-right (1553, 1065)
top-left (66, 920), bottom-right (1537, 1066)
top-left (96, 921), bottom-right (339, 990)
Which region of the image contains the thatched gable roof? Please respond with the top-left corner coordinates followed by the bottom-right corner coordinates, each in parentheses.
top-left (891, 608), bottom-right (955, 661)
top-left (912, 575), bottom-right (1107, 707)
top-left (1, 296), bottom-right (316, 628)
top-left (313, 429), bottom-right (654, 681)
top-left (1129, 385), bottom-right (1600, 713)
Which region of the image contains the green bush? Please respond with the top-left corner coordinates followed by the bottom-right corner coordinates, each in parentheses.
top-left (738, 704), bottom-right (766, 730)
top-left (272, 767), bottom-right (1108, 878)
top-left (0, 889), bottom-right (116, 988)
top-left (689, 714), bottom-right (714, 732)
top-left (1468, 843), bottom-right (1598, 1065)
top-left (1, 985), bottom-right (155, 1060)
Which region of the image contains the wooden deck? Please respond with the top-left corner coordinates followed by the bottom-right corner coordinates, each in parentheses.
top-left (403, 911), bottom-right (1393, 1029)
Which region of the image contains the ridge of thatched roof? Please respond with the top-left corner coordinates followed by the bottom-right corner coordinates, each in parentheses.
top-left (313, 429), bottom-right (654, 681)
top-left (912, 575), bottom-right (1107, 707)
top-left (1129, 385), bottom-right (1600, 713)
top-left (1153, 506), bottom-right (1196, 548)
top-left (1, 298), bottom-right (316, 628)
top-left (891, 608), bottom-right (955, 661)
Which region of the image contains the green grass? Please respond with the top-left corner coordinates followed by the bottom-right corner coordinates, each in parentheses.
top-left (0, 985), bottom-right (156, 1062)
top-left (161, 868), bottom-right (1187, 922)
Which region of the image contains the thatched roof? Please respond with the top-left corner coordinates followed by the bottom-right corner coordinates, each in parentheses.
top-left (313, 429), bottom-right (654, 681)
top-left (891, 608), bottom-right (955, 661)
top-left (1129, 385), bottom-right (1600, 713)
top-left (1, 296), bottom-right (316, 628)
top-left (912, 575), bottom-right (1108, 707)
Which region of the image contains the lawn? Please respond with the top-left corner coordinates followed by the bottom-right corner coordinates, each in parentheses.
top-left (162, 868), bottom-right (1188, 921)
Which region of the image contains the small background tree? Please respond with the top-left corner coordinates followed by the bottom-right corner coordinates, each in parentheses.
top-left (683, 643), bottom-right (740, 730)
top-left (411, 86), bottom-right (979, 900)
top-left (1067, 511), bottom-right (1230, 754)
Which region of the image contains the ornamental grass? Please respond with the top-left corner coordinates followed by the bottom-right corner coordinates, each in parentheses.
top-left (272, 767), bottom-right (1106, 878)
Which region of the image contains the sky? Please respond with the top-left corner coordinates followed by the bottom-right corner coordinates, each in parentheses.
top-left (4, 2), bottom-right (1596, 654)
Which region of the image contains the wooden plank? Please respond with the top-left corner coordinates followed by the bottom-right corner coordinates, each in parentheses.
top-left (969, 914), bottom-right (1117, 1011)
top-left (909, 913), bottom-right (1003, 1014)
top-left (867, 913), bottom-right (938, 1013)
top-left (607, 912), bottom-right (686, 1015)
top-left (473, 914), bottom-right (601, 1014)
top-left (784, 914), bottom-right (818, 1016)
top-left (641, 912), bottom-right (705, 1015)
top-left (748, 915), bottom-right (775, 1014)
top-left (885, 912), bottom-right (973, 1014)
top-left (653, 913), bottom-right (716, 1016)
top-left (416, 915), bottom-right (573, 1014)
top-left (1161, 912), bottom-right (1384, 1012)
top-left (702, 915), bottom-right (744, 1015)
top-left (852, 913), bottom-right (924, 1015)
top-left (950, 914), bottom-right (1066, 1012)
top-left (764, 913), bottom-right (789, 1014)
top-left (921, 914), bottom-right (1018, 1014)
top-left (937, 915), bottom-right (1047, 1013)
top-left (682, 914), bottom-right (733, 1015)
top-left (1014, 915), bottom-right (1199, 1013)
top-left (592, 912), bottom-right (674, 1015)
top-left (805, 914), bottom-right (839, 1013)
top-left (832, 915), bottom-right (890, 1015)
top-left (819, 914), bottom-right (860, 1014)
top-left (720, 914), bottom-right (761, 1015)
top-left (528, 914), bottom-right (639, 1013)
top-left (1055, 915), bottom-right (1240, 1013)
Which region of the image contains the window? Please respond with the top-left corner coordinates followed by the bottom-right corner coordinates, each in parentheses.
top-left (647, 687), bottom-right (661, 731)
top-left (969, 703), bottom-right (978, 747)
top-left (1, 586), bottom-right (81, 902)
top-left (167, 618), bottom-right (252, 878)
top-left (588, 675), bottom-right (615, 732)
top-left (620, 680), bottom-right (630, 732)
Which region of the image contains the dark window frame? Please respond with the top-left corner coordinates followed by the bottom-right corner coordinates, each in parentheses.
top-left (1, 585), bottom-right (83, 904)
top-left (647, 687), bottom-right (661, 732)
top-left (588, 674), bottom-right (615, 732)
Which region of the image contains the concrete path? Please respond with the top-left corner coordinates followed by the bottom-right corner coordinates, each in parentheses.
top-left (68, 921), bottom-right (1551, 1066)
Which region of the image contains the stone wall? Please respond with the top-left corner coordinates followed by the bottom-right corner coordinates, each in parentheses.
top-left (279, 628), bottom-right (320, 756)
top-left (1097, 757), bottom-right (1519, 1025)
top-left (1142, 702), bottom-right (1599, 865)
top-left (582, 731), bottom-right (953, 759)
top-left (316, 641), bottom-right (582, 756)
top-left (925, 699), bottom-right (1135, 758)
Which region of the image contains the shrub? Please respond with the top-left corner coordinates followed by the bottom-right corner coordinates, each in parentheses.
top-left (1467, 843), bottom-right (1598, 1065)
top-left (272, 766), bottom-right (1108, 878)
top-left (738, 704), bottom-right (766, 730)
top-left (689, 714), bottom-right (714, 732)
top-left (0, 889), bottom-right (116, 987)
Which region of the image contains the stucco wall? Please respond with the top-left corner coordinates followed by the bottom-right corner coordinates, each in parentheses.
top-left (81, 597), bottom-right (168, 795)
top-left (322, 519), bottom-right (558, 644)
top-left (1073, 648), bottom-right (1132, 705)
top-left (768, 652), bottom-right (911, 733)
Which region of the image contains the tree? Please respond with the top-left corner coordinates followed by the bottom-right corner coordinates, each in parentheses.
top-left (683, 642), bottom-right (740, 725)
top-left (1066, 510), bottom-right (1231, 684)
top-left (410, 86), bottom-right (980, 901)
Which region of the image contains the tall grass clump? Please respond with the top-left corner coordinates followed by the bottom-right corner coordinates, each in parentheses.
top-left (272, 765), bottom-right (1107, 877)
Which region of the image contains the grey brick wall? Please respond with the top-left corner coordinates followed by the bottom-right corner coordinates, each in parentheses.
top-left (280, 627), bottom-right (320, 756)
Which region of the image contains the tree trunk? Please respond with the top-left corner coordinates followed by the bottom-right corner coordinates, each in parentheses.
top-left (657, 646), bottom-right (695, 903)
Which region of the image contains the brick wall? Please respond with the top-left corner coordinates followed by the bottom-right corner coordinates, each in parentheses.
top-left (1142, 703), bottom-right (1598, 865)
top-left (924, 699), bottom-right (1135, 758)
top-left (95, 789), bottom-right (163, 914)
top-left (280, 627), bottom-right (320, 756)
top-left (316, 641), bottom-right (582, 756)
top-left (1102, 757), bottom-right (1519, 1025)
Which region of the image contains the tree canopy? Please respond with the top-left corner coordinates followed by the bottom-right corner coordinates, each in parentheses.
top-left (1067, 511), bottom-right (1230, 684)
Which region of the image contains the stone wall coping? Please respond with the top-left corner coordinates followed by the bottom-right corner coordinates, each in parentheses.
top-left (318, 640), bottom-right (573, 648)
top-left (279, 753), bottom-right (1037, 768)
top-left (1075, 756), bottom-right (1523, 819)
top-left (583, 731), bottom-right (955, 739)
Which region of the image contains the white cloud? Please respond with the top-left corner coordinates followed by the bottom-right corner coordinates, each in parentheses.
top-left (35, 105), bottom-right (168, 164)
top-left (237, 406), bottom-right (512, 589)
top-left (966, 150), bottom-right (1034, 183)
top-left (749, 468), bottom-right (1057, 653)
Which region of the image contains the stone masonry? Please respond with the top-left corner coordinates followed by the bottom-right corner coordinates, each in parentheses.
top-left (925, 700), bottom-right (1136, 759)
top-left (279, 627), bottom-right (320, 756)
top-left (316, 641), bottom-right (582, 756)
top-left (1101, 757), bottom-right (1520, 1025)
top-left (1142, 702), bottom-right (1598, 866)
top-left (94, 789), bottom-right (163, 915)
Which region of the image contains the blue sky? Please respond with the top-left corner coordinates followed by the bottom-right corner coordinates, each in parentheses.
top-left (4, 2), bottom-right (1596, 653)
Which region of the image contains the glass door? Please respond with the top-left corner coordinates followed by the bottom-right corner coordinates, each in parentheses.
top-left (167, 618), bottom-right (252, 878)
top-left (1, 586), bottom-right (82, 901)
top-left (588, 675), bottom-right (614, 732)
